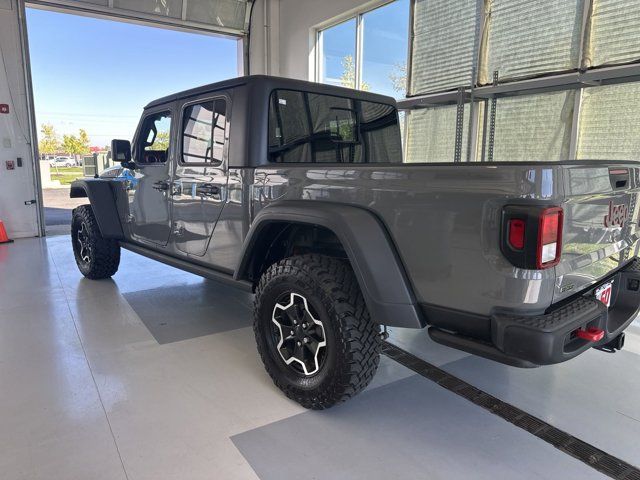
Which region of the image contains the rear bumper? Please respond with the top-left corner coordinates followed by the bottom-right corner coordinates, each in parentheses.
top-left (492, 258), bottom-right (640, 365)
top-left (426, 258), bottom-right (640, 367)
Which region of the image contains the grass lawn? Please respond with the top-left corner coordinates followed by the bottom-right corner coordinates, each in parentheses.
top-left (50, 167), bottom-right (84, 185)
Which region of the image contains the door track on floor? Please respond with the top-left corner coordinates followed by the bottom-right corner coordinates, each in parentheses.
top-left (382, 342), bottom-right (640, 480)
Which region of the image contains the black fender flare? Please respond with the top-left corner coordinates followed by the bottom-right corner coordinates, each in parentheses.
top-left (70, 179), bottom-right (124, 239)
top-left (235, 201), bottom-right (426, 328)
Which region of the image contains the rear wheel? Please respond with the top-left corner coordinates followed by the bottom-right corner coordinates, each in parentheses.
top-left (254, 254), bottom-right (381, 409)
top-left (71, 205), bottom-right (120, 279)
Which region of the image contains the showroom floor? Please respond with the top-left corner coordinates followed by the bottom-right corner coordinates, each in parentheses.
top-left (1, 236), bottom-right (640, 480)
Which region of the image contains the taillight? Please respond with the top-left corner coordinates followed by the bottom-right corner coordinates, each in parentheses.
top-left (537, 207), bottom-right (563, 269)
top-left (501, 205), bottom-right (563, 270)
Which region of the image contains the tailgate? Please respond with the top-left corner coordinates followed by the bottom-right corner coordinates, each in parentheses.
top-left (555, 163), bottom-right (640, 302)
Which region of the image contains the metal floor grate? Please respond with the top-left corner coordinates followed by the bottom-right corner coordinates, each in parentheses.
top-left (382, 341), bottom-right (640, 480)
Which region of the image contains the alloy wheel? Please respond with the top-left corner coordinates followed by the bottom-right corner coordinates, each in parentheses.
top-left (271, 292), bottom-right (327, 376)
top-left (76, 222), bottom-right (91, 264)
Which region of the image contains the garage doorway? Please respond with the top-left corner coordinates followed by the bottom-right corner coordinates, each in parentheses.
top-left (25, 8), bottom-right (240, 235)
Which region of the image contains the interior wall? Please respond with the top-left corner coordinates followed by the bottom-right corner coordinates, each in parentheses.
top-left (0, 0), bottom-right (40, 239)
top-left (248, 0), bottom-right (279, 76)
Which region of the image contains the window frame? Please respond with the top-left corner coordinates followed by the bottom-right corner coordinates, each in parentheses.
top-left (134, 109), bottom-right (173, 166)
top-left (314, 0), bottom-right (410, 94)
top-left (179, 95), bottom-right (230, 168)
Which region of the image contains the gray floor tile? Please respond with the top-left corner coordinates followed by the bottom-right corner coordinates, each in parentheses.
top-left (232, 375), bottom-right (604, 480)
top-left (123, 281), bottom-right (253, 344)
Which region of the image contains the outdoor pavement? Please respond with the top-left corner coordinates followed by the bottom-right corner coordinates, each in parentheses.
top-left (43, 188), bottom-right (87, 236)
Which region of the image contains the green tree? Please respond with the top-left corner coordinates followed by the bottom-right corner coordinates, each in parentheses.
top-left (152, 130), bottom-right (170, 151)
top-left (78, 129), bottom-right (90, 154)
top-left (62, 134), bottom-right (79, 156)
top-left (38, 123), bottom-right (59, 157)
top-left (340, 55), bottom-right (370, 91)
top-left (61, 129), bottom-right (91, 156)
top-left (389, 61), bottom-right (407, 94)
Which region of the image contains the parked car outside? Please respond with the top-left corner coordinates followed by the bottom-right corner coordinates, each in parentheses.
top-left (50, 156), bottom-right (76, 168)
top-left (98, 164), bottom-right (123, 178)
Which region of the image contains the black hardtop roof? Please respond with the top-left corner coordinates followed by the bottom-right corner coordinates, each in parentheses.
top-left (144, 75), bottom-right (398, 109)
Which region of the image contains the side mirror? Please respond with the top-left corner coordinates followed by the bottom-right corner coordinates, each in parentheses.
top-left (111, 139), bottom-right (134, 169)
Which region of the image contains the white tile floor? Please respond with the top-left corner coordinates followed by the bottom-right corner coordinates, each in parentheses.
top-left (1, 236), bottom-right (639, 479)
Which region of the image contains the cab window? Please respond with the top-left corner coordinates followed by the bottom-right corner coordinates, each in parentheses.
top-left (137, 111), bottom-right (172, 164)
top-left (267, 89), bottom-right (401, 164)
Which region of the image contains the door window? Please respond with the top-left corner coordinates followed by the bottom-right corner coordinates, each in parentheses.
top-left (182, 99), bottom-right (227, 165)
top-left (137, 111), bottom-right (172, 164)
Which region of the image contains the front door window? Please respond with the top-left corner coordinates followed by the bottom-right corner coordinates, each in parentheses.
top-left (137, 112), bottom-right (172, 164)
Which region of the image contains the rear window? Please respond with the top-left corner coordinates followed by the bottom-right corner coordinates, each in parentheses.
top-left (268, 89), bottom-right (402, 164)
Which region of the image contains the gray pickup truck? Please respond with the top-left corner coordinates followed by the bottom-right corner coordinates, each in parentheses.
top-left (70, 75), bottom-right (640, 409)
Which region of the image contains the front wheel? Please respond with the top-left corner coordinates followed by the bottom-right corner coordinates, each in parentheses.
top-left (71, 205), bottom-right (120, 279)
top-left (253, 254), bottom-right (381, 409)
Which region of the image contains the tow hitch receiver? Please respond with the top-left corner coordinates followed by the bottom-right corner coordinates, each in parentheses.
top-left (575, 327), bottom-right (605, 342)
top-left (595, 333), bottom-right (626, 353)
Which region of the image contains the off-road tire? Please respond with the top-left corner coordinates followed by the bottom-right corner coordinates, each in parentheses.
top-left (71, 205), bottom-right (120, 279)
top-left (254, 254), bottom-right (381, 409)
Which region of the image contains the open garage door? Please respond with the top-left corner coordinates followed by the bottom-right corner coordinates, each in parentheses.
top-left (27, 0), bottom-right (252, 37)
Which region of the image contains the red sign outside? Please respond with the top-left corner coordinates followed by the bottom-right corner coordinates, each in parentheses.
top-left (0, 104), bottom-right (9, 114)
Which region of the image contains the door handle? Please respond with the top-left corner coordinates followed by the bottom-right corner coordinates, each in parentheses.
top-left (172, 222), bottom-right (185, 236)
top-left (152, 180), bottom-right (169, 191)
top-left (196, 183), bottom-right (220, 197)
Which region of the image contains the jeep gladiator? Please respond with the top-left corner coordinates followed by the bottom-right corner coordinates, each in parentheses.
top-left (70, 75), bottom-right (640, 409)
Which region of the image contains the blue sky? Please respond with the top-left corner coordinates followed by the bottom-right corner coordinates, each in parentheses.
top-left (26, 9), bottom-right (239, 146)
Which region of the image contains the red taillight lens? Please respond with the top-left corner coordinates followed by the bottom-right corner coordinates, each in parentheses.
top-left (537, 207), bottom-right (563, 269)
top-left (507, 219), bottom-right (526, 250)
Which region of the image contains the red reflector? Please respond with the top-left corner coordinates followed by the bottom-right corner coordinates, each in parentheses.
top-left (576, 327), bottom-right (605, 342)
top-left (508, 219), bottom-right (526, 250)
top-left (537, 207), bottom-right (563, 269)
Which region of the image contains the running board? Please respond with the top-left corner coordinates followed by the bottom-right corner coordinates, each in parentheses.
top-left (428, 327), bottom-right (537, 368)
top-left (121, 242), bottom-right (253, 293)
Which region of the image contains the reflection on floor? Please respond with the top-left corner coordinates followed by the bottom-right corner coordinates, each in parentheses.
top-left (0, 235), bottom-right (638, 479)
